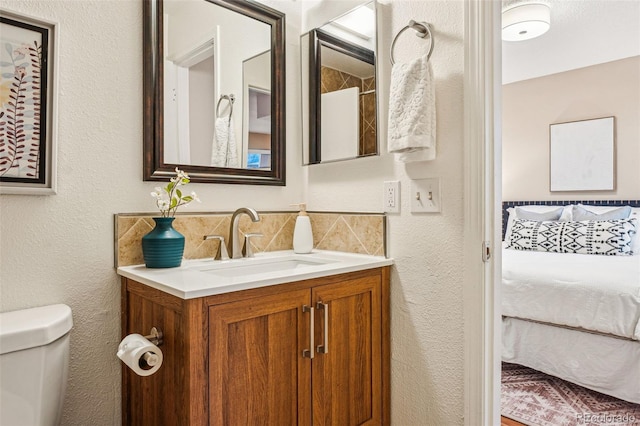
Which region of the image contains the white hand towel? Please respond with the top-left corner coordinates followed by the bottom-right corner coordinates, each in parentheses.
top-left (211, 116), bottom-right (239, 168)
top-left (387, 54), bottom-right (436, 162)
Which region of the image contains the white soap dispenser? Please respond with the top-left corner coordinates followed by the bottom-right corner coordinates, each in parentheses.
top-left (292, 203), bottom-right (313, 254)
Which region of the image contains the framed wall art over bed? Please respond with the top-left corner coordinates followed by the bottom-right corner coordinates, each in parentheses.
top-left (549, 116), bottom-right (615, 192)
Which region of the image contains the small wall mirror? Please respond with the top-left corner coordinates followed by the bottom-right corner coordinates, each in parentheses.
top-left (301, 1), bottom-right (378, 165)
top-left (144, 0), bottom-right (285, 185)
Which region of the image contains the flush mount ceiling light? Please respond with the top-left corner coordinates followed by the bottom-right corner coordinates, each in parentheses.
top-left (502, 2), bottom-right (551, 41)
top-left (330, 3), bottom-right (375, 40)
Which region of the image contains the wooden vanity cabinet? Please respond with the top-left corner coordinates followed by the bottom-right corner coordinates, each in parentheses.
top-left (121, 267), bottom-right (390, 426)
top-left (208, 288), bottom-right (310, 425)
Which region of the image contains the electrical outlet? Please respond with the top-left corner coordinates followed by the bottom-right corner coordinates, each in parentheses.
top-left (411, 178), bottom-right (441, 213)
top-left (383, 181), bottom-right (400, 213)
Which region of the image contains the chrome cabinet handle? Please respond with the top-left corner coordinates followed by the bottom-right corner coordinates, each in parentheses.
top-left (302, 305), bottom-right (315, 359)
top-left (316, 301), bottom-right (328, 354)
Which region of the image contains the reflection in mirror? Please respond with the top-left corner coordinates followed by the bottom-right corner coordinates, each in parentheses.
top-left (242, 51), bottom-right (271, 169)
top-left (144, 0), bottom-right (285, 185)
top-left (301, 1), bottom-right (378, 165)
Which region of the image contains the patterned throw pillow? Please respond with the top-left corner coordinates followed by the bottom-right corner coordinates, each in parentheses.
top-left (506, 218), bottom-right (638, 256)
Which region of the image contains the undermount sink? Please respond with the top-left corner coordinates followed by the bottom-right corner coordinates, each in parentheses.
top-left (117, 250), bottom-right (393, 299)
top-left (197, 255), bottom-right (337, 278)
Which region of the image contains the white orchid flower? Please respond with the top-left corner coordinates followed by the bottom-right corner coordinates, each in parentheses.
top-left (151, 168), bottom-right (200, 217)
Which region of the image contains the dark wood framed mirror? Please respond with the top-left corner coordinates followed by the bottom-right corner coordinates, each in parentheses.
top-left (143, 0), bottom-right (286, 185)
top-left (307, 28), bottom-right (375, 164)
top-left (301, 1), bottom-right (378, 165)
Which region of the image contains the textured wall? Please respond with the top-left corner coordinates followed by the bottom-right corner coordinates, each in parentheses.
top-left (503, 56), bottom-right (640, 201)
top-left (305, 1), bottom-right (465, 424)
top-left (0, 0), bottom-right (303, 424)
top-left (1, 0), bottom-right (466, 424)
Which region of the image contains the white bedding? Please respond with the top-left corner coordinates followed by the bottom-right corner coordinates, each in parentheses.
top-left (502, 317), bottom-right (640, 404)
top-left (502, 246), bottom-right (640, 340)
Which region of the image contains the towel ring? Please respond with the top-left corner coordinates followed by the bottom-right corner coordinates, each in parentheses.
top-left (216, 94), bottom-right (235, 119)
top-left (390, 20), bottom-right (434, 65)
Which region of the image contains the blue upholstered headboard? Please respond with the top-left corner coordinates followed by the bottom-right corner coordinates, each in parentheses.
top-left (502, 200), bottom-right (640, 239)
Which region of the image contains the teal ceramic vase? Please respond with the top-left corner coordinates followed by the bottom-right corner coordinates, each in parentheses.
top-left (141, 217), bottom-right (185, 268)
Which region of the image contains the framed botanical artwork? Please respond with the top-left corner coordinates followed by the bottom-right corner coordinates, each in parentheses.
top-left (0, 10), bottom-right (58, 194)
top-left (549, 116), bottom-right (615, 192)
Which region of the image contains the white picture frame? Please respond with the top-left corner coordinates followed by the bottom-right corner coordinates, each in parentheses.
top-left (549, 116), bottom-right (615, 192)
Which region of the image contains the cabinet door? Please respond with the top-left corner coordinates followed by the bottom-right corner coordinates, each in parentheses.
top-left (209, 289), bottom-right (312, 426)
top-left (312, 275), bottom-right (382, 425)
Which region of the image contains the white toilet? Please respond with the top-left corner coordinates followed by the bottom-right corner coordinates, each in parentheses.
top-left (0, 304), bottom-right (73, 426)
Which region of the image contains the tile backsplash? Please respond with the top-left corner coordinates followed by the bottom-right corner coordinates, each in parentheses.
top-left (115, 211), bottom-right (386, 267)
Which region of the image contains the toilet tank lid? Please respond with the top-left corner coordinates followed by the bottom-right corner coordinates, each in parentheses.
top-left (0, 304), bottom-right (73, 355)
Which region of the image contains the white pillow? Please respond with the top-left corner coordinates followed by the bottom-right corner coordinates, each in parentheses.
top-left (516, 206), bottom-right (565, 221)
top-left (503, 205), bottom-right (572, 241)
top-left (573, 205), bottom-right (632, 220)
top-left (576, 204), bottom-right (632, 214)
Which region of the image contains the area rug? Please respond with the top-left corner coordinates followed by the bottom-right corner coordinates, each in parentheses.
top-left (501, 362), bottom-right (640, 426)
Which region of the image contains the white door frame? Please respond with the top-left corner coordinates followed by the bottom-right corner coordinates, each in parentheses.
top-left (463, 0), bottom-right (502, 425)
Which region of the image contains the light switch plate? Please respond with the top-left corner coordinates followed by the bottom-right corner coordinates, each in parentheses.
top-left (411, 178), bottom-right (441, 213)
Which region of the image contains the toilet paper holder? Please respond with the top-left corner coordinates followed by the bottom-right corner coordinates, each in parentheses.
top-left (118, 327), bottom-right (165, 374)
top-left (143, 327), bottom-right (164, 346)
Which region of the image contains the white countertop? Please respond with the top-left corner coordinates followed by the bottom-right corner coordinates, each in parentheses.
top-left (117, 250), bottom-right (393, 299)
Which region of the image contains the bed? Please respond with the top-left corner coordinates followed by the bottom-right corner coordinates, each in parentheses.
top-left (501, 200), bottom-right (640, 404)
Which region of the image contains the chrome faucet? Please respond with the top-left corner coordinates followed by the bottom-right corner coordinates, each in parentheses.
top-left (229, 207), bottom-right (261, 259)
